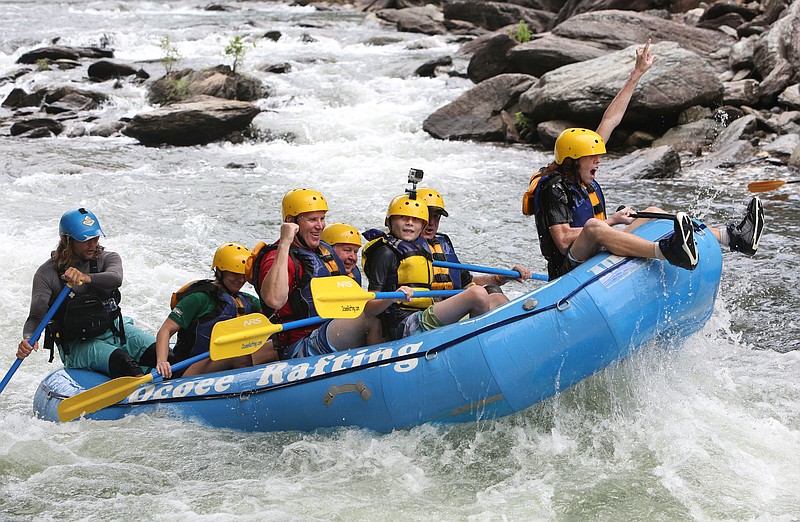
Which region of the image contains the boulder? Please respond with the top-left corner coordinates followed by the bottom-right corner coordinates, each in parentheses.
top-left (121, 96), bottom-right (261, 146)
top-left (466, 33), bottom-right (518, 83)
top-left (518, 42), bottom-right (723, 132)
top-left (507, 34), bottom-right (606, 78)
top-left (88, 60), bottom-right (146, 81)
top-left (423, 73), bottom-right (536, 141)
top-left (602, 145), bottom-right (682, 179)
top-left (443, 1), bottom-right (554, 32)
top-left (148, 66), bottom-right (264, 106)
top-left (373, 6), bottom-right (446, 35)
top-left (10, 118), bottom-right (64, 137)
top-left (552, 10), bottom-right (734, 64)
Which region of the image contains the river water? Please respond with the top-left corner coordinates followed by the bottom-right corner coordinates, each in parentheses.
top-left (1, 1), bottom-right (799, 520)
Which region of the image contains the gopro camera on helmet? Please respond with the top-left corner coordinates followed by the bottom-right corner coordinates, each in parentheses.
top-left (406, 168), bottom-right (424, 199)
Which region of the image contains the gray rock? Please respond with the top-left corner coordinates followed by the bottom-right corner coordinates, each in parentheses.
top-left (466, 33), bottom-right (517, 83)
top-left (10, 118), bottom-right (64, 136)
top-left (552, 10), bottom-right (734, 62)
top-left (519, 42), bottom-right (723, 130)
top-left (652, 119), bottom-right (721, 154)
top-left (778, 84), bottom-right (800, 109)
top-left (443, 1), bottom-right (553, 32)
top-left (602, 145), bottom-right (681, 180)
top-left (762, 133), bottom-right (800, 156)
top-left (122, 97), bottom-right (261, 146)
top-left (374, 6), bottom-right (446, 35)
top-left (423, 73), bottom-right (536, 141)
top-left (507, 34), bottom-right (606, 77)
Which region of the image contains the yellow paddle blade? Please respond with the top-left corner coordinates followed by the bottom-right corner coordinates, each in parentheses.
top-left (57, 373), bottom-right (155, 422)
top-left (209, 313), bottom-right (281, 360)
top-left (747, 179), bottom-right (787, 192)
top-left (310, 276), bottom-right (376, 319)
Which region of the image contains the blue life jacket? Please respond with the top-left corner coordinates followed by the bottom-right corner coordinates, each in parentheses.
top-left (532, 173), bottom-right (606, 228)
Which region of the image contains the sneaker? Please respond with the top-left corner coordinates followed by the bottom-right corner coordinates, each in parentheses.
top-left (728, 196), bottom-right (764, 256)
top-left (658, 212), bottom-right (698, 271)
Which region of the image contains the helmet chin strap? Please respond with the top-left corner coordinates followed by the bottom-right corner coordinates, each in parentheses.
top-left (290, 216), bottom-right (312, 250)
top-left (215, 270), bottom-right (237, 295)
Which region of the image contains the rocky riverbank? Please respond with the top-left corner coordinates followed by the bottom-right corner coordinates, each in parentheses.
top-left (355, 0), bottom-right (800, 179)
top-left (2, 0), bottom-right (798, 180)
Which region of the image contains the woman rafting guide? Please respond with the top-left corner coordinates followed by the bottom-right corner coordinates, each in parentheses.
top-left (18, 208), bottom-right (156, 378)
top-left (524, 39), bottom-right (765, 280)
top-left (154, 242), bottom-right (275, 379)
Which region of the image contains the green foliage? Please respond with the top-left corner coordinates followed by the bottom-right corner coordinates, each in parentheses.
top-left (514, 111), bottom-right (529, 129)
top-left (35, 58), bottom-right (50, 71)
top-left (159, 74), bottom-right (189, 104)
top-left (224, 36), bottom-right (253, 74)
top-left (511, 20), bottom-right (532, 44)
top-left (159, 35), bottom-right (181, 75)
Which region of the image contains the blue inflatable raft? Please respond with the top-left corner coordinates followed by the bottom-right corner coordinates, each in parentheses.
top-left (33, 219), bottom-right (723, 432)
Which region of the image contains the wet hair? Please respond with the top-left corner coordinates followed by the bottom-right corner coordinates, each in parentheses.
top-left (51, 235), bottom-right (104, 273)
top-left (541, 158), bottom-right (581, 185)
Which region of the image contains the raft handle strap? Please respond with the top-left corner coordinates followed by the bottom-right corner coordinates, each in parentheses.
top-left (322, 381), bottom-right (372, 407)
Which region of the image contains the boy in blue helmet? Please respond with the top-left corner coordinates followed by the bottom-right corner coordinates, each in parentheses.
top-left (17, 208), bottom-right (157, 378)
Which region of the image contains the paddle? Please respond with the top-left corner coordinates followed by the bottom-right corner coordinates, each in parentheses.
top-left (57, 313), bottom-right (326, 422)
top-left (311, 275), bottom-right (462, 319)
top-left (0, 284), bottom-right (73, 395)
top-left (747, 179), bottom-right (800, 193)
top-left (432, 261), bottom-right (548, 281)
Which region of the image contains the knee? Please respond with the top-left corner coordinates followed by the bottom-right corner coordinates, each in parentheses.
top-left (465, 285), bottom-right (491, 311)
top-left (582, 218), bottom-right (610, 238)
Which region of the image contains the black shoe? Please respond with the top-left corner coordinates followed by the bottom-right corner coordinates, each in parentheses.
top-left (728, 197), bottom-right (764, 256)
top-left (658, 212), bottom-right (698, 271)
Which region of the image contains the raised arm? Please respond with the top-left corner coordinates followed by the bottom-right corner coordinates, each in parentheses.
top-left (595, 39), bottom-right (655, 142)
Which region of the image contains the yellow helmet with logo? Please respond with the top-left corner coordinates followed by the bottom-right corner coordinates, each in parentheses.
top-left (555, 128), bottom-right (606, 164)
top-left (212, 242), bottom-right (251, 274)
top-left (417, 188), bottom-right (449, 217)
top-left (321, 223), bottom-right (362, 247)
top-left (281, 188), bottom-right (328, 220)
top-left (386, 194), bottom-right (429, 226)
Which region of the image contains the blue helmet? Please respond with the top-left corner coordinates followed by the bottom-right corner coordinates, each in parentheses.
top-left (59, 208), bottom-right (105, 241)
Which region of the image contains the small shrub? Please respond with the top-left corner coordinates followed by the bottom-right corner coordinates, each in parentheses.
top-left (224, 36), bottom-right (254, 74)
top-left (159, 35), bottom-right (181, 75)
top-left (514, 111), bottom-right (530, 129)
top-left (511, 20), bottom-right (532, 44)
top-left (36, 58), bottom-right (50, 71)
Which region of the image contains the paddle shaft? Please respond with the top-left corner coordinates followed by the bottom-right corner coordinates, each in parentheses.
top-left (432, 261), bottom-right (548, 281)
top-left (631, 211), bottom-right (676, 220)
top-left (0, 285), bottom-right (72, 395)
top-left (374, 289), bottom-right (462, 300)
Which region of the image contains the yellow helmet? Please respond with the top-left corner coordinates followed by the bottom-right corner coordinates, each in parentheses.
top-left (386, 194), bottom-right (429, 226)
top-left (417, 188), bottom-right (448, 217)
top-left (555, 128), bottom-right (606, 164)
top-left (321, 223), bottom-right (362, 247)
top-left (212, 242), bottom-right (251, 274)
top-left (281, 188), bottom-right (328, 220)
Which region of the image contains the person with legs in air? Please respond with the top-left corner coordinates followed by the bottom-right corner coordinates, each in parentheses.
top-left (523, 40), bottom-right (763, 280)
